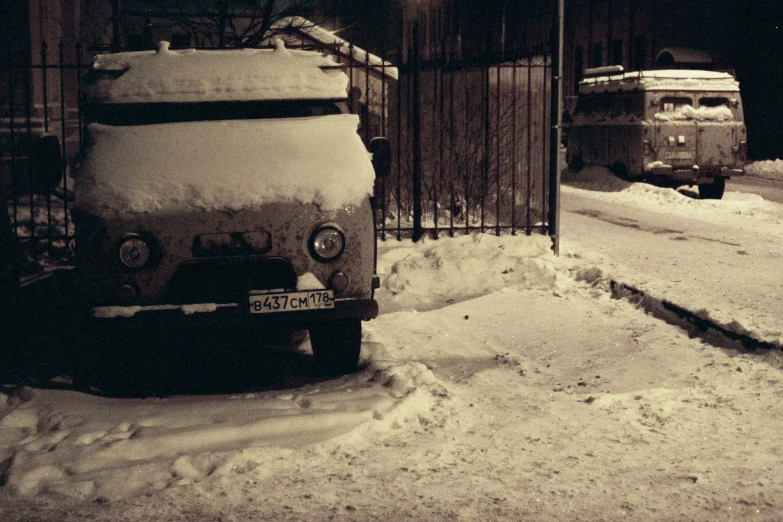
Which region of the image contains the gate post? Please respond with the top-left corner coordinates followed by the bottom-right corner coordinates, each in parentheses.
top-left (411, 22), bottom-right (423, 242)
top-left (548, 0), bottom-right (565, 254)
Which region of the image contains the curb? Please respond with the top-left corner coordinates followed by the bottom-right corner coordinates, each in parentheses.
top-left (609, 280), bottom-right (780, 351)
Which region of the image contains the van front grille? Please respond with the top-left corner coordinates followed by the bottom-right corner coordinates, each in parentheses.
top-left (167, 257), bottom-right (297, 304)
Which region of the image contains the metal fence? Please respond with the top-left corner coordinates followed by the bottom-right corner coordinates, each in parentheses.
top-left (381, 50), bottom-right (554, 241)
top-left (1, 41), bottom-right (85, 279)
top-left (1, 35), bottom-right (558, 281)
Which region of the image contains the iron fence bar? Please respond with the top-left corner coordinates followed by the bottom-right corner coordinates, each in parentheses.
top-left (40, 41), bottom-right (56, 241)
top-left (395, 60), bottom-right (403, 241)
top-left (380, 51), bottom-right (388, 241)
top-left (432, 61), bottom-right (440, 239)
top-left (542, 56), bottom-right (550, 232)
top-left (411, 22), bottom-right (423, 242)
top-left (76, 42), bottom-right (84, 150)
top-left (526, 55), bottom-right (533, 235)
top-left (364, 48), bottom-right (370, 145)
top-left (495, 63), bottom-right (501, 236)
top-left (480, 64), bottom-right (489, 232)
top-left (347, 43), bottom-right (354, 109)
top-left (41, 42), bottom-right (49, 132)
top-left (463, 67), bottom-right (469, 237)
top-left (58, 40), bottom-right (69, 239)
top-left (549, 0), bottom-right (565, 254)
top-left (24, 45), bottom-right (34, 241)
top-left (447, 67), bottom-right (455, 236)
top-left (7, 55), bottom-right (19, 236)
top-left (511, 60), bottom-right (518, 235)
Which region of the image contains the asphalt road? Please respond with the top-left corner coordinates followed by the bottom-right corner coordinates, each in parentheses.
top-left (728, 174), bottom-right (783, 203)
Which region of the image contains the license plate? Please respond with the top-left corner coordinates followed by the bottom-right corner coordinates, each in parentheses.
top-left (664, 150), bottom-right (695, 160)
top-left (248, 290), bottom-right (334, 314)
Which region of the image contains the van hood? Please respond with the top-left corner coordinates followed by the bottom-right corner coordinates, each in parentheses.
top-left (74, 114), bottom-right (375, 216)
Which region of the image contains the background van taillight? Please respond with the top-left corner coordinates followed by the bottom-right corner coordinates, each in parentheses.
top-left (643, 140), bottom-right (652, 156)
top-left (738, 140), bottom-right (747, 162)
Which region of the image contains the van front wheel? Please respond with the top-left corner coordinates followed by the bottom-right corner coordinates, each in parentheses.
top-left (309, 319), bottom-right (362, 376)
top-left (699, 177), bottom-right (725, 200)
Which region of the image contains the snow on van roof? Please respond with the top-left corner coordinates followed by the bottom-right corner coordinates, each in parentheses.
top-left (86, 40), bottom-right (349, 103)
top-left (579, 69), bottom-right (739, 94)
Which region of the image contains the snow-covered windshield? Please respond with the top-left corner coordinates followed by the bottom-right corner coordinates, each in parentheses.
top-left (74, 114), bottom-right (375, 215)
top-left (85, 100), bottom-right (349, 126)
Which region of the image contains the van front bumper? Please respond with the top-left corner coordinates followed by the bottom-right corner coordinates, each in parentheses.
top-left (646, 165), bottom-right (745, 181)
top-left (91, 297), bottom-right (379, 326)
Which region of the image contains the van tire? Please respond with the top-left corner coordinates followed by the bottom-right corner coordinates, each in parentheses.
top-left (309, 319), bottom-right (362, 376)
top-left (610, 162), bottom-right (630, 180)
top-left (568, 155), bottom-right (584, 173)
top-left (698, 177), bottom-right (725, 200)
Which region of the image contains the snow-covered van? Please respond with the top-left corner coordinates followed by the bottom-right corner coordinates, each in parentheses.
top-left (57, 41), bottom-right (390, 375)
top-left (566, 66), bottom-right (746, 199)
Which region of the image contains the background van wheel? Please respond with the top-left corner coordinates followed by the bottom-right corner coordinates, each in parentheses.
top-left (698, 177), bottom-right (725, 199)
top-left (568, 155), bottom-right (584, 172)
top-left (309, 319), bottom-right (362, 376)
top-left (610, 161), bottom-right (630, 180)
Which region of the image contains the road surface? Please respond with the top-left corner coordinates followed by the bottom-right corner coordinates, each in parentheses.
top-left (560, 181), bottom-right (783, 344)
top-left (728, 174), bottom-right (783, 204)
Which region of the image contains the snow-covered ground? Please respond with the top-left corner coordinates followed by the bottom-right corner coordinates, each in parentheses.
top-left (1, 162), bottom-right (783, 521)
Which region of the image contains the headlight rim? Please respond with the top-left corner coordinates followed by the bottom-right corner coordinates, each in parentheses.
top-left (117, 232), bottom-right (158, 270)
top-left (309, 224), bottom-right (346, 263)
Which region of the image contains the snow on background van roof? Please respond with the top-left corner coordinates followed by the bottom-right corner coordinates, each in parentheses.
top-left (74, 114), bottom-right (375, 215)
top-left (580, 69), bottom-right (740, 94)
top-left (86, 41), bottom-right (349, 103)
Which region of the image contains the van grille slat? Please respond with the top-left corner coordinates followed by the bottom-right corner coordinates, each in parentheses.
top-left (167, 257), bottom-right (297, 304)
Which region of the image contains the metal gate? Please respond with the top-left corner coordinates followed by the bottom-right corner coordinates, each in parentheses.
top-left (380, 36), bottom-right (556, 242)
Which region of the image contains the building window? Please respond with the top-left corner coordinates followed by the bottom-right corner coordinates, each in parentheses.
top-left (612, 39), bottom-right (623, 66)
top-left (633, 36), bottom-right (646, 71)
top-left (591, 42), bottom-right (602, 68)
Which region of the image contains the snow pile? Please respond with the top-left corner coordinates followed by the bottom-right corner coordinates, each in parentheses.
top-left (376, 233), bottom-right (562, 313)
top-left (654, 104), bottom-right (734, 122)
top-left (746, 159), bottom-right (783, 181)
top-left (0, 341), bottom-right (444, 500)
top-left (563, 166), bottom-right (783, 237)
top-left (74, 115), bottom-right (375, 215)
top-left (87, 41), bottom-right (349, 103)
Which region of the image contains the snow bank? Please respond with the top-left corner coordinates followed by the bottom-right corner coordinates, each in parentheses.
top-left (746, 159), bottom-right (783, 181)
top-left (87, 41), bottom-right (349, 103)
top-left (74, 114), bottom-right (375, 215)
top-left (376, 233), bottom-right (562, 313)
top-left (562, 166), bottom-right (783, 238)
top-left (0, 342), bottom-right (445, 500)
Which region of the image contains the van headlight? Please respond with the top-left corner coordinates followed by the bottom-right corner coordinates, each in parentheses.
top-left (310, 225), bottom-right (345, 262)
top-left (119, 234), bottom-right (152, 269)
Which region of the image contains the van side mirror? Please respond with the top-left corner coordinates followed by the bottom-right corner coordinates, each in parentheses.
top-left (370, 137), bottom-right (391, 178)
top-left (31, 134), bottom-right (63, 191)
